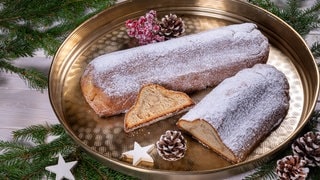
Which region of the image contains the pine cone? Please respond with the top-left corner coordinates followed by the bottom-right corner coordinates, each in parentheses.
top-left (156, 130), bottom-right (187, 161)
top-left (158, 13), bottom-right (185, 40)
top-left (292, 131), bottom-right (320, 167)
top-left (276, 155), bottom-right (309, 180)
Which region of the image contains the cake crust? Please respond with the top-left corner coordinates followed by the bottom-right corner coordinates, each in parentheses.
top-left (177, 64), bottom-right (290, 163)
top-left (81, 23), bottom-right (269, 117)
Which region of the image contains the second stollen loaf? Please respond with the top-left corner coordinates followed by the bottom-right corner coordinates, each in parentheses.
top-left (177, 64), bottom-right (290, 163)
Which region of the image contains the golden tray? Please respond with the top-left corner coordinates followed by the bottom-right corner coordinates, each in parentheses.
top-left (49, 0), bottom-right (319, 179)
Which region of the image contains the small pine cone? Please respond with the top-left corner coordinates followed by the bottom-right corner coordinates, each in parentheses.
top-left (158, 13), bottom-right (185, 40)
top-left (292, 131), bottom-right (320, 167)
top-left (276, 155), bottom-right (309, 180)
top-left (156, 130), bottom-right (187, 161)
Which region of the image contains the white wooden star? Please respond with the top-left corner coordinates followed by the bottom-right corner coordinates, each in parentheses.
top-left (122, 141), bottom-right (154, 166)
top-left (45, 153), bottom-right (77, 180)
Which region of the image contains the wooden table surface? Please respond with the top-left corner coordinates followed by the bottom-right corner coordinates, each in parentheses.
top-left (1, 0), bottom-right (319, 179)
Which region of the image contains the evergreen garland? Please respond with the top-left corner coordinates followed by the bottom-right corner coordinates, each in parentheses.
top-left (0, 0), bottom-right (115, 90)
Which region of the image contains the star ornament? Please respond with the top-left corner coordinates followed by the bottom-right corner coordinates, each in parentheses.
top-left (45, 153), bottom-right (77, 180)
top-left (122, 141), bottom-right (155, 166)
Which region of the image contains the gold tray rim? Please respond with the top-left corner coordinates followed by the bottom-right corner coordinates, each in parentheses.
top-left (48, 0), bottom-right (320, 178)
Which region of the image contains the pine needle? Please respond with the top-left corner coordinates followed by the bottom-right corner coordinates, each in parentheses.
top-left (12, 124), bottom-right (63, 145)
top-left (0, 124), bottom-right (132, 179)
top-left (0, 60), bottom-right (48, 91)
top-left (0, 141), bottom-right (29, 153)
top-left (74, 150), bottom-right (136, 180)
top-left (307, 166), bottom-right (320, 180)
top-left (311, 42), bottom-right (320, 59)
top-left (243, 159), bottom-right (277, 180)
top-left (0, 0), bottom-right (115, 90)
top-left (249, 0), bottom-right (320, 36)
top-left (308, 110), bottom-right (320, 132)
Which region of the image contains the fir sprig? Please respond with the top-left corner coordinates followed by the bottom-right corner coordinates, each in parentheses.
top-left (243, 160), bottom-right (277, 180)
top-left (0, 0), bottom-right (115, 90)
top-left (12, 123), bottom-right (64, 144)
top-left (307, 166), bottom-right (320, 180)
top-left (0, 59), bottom-right (48, 91)
top-left (307, 109), bottom-right (320, 132)
top-left (249, 0), bottom-right (320, 59)
top-left (0, 124), bottom-right (133, 179)
top-left (311, 42), bottom-right (320, 59)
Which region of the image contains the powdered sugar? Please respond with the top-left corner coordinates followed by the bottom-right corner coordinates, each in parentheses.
top-left (180, 64), bottom-right (290, 159)
top-left (82, 23), bottom-right (269, 116)
top-left (90, 23), bottom-right (267, 93)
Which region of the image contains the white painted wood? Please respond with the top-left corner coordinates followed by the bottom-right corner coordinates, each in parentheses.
top-left (0, 56), bottom-right (59, 141)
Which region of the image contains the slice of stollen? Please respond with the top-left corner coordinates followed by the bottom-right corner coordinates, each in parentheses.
top-left (124, 84), bottom-right (194, 133)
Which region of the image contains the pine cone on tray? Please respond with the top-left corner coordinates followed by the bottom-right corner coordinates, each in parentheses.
top-left (158, 13), bottom-right (185, 40)
top-left (156, 130), bottom-right (187, 161)
top-left (276, 155), bottom-right (309, 180)
top-left (292, 131), bottom-right (320, 167)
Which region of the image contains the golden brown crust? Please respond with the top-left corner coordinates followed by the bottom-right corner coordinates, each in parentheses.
top-left (81, 73), bottom-right (136, 117)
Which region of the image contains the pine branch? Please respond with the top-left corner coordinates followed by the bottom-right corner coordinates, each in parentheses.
top-left (73, 150), bottom-right (136, 180)
top-left (0, 0), bottom-right (115, 57)
top-left (12, 124), bottom-right (64, 145)
top-left (311, 42), bottom-right (320, 59)
top-left (307, 166), bottom-right (320, 180)
top-left (308, 109), bottom-right (320, 132)
top-left (0, 60), bottom-right (48, 91)
top-left (248, 0), bottom-right (283, 16)
top-left (302, 0), bottom-right (320, 17)
top-left (0, 0), bottom-right (115, 90)
top-left (0, 124), bottom-right (132, 179)
top-left (243, 162), bottom-right (277, 180)
top-left (0, 141), bottom-right (29, 153)
top-left (250, 0), bottom-right (320, 37)
top-left (0, 124), bottom-right (76, 179)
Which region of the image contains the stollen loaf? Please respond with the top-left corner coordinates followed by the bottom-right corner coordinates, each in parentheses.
top-left (80, 23), bottom-right (269, 117)
top-left (177, 64), bottom-right (290, 163)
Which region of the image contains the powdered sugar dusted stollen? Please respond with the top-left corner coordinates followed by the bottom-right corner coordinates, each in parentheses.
top-left (177, 64), bottom-right (290, 163)
top-left (81, 23), bottom-right (269, 117)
